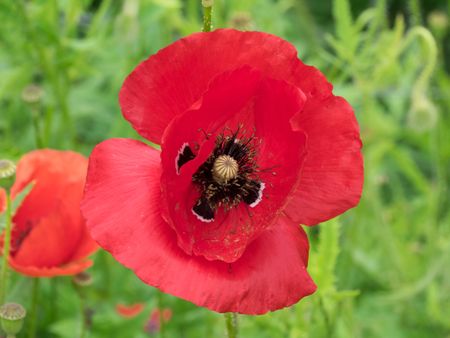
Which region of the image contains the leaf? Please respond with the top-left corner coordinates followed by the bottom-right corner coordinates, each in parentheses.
top-left (332, 0), bottom-right (358, 57)
top-left (12, 182), bottom-right (34, 213)
top-left (0, 183), bottom-right (34, 232)
top-left (312, 219), bottom-right (341, 292)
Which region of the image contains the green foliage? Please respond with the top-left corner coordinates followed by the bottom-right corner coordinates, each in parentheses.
top-left (0, 0), bottom-right (449, 337)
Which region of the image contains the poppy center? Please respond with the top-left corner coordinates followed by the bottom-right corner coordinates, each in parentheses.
top-left (176, 128), bottom-right (266, 223)
top-left (212, 155), bottom-right (238, 183)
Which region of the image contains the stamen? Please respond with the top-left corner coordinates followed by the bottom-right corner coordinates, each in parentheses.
top-left (212, 155), bottom-right (239, 183)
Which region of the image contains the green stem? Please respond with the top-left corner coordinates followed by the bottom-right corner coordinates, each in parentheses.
top-left (73, 283), bottom-right (88, 338)
top-left (28, 278), bottom-right (40, 338)
top-left (31, 109), bottom-right (44, 149)
top-left (157, 290), bottom-right (165, 338)
top-left (202, 0), bottom-right (213, 32)
top-left (0, 193), bottom-right (12, 304)
top-left (224, 313), bottom-right (238, 338)
top-left (79, 294), bottom-right (86, 338)
top-left (401, 27), bottom-right (438, 93)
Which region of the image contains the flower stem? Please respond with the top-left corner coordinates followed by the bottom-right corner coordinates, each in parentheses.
top-left (28, 278), bottom-right (40, 338)
top-left (224, 313), bottom-right (238, 338)
top-left (0, 193), bottom-right (12, 304)
top-left (202, 0), bottom-right (213, 32)
top-left (73, 281), bottom-right (89, 338)
top-left (157, 290), bottom-right (165, 338)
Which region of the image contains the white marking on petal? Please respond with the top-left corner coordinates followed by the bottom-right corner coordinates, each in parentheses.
top-left (249, 182), bottom-right (265, 208)
top-left (175, 142), bottom-right (189, 175)
top-left (192, 208), bottom-right (214, 223)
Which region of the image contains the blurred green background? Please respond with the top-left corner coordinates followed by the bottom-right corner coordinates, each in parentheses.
top-left (0, 0), bottom-right (449, 337)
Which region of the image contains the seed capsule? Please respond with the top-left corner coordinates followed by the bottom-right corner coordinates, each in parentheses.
top-left (0, 303), bottom-right (26, 337)
top-left (0, 160), bottom-right (16, 179)
top-left (212, 155), bottom-right (238, 183)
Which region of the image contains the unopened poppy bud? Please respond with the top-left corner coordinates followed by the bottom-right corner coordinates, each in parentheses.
top-left (407, 93), bottom-right (438, 132)
top-left (202, 0), bottom-right (213, 8)
top-left (230, 12), bottom-right (254, 31)
top-left (0, 303), bottom-right (26, 337)
top-left (72, 271), bottom-right (93, 287)
top-left (21, 84), bottom-right (43, 104)
top-left (0, 160), bottom-right (16, 179)
top-left (428, 11), bottom-right (448, 38)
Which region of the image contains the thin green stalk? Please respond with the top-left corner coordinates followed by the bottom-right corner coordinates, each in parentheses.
top-left (202, 0), bottom-right (213, 32)
top-left (50, 278), bottom-right (58, 320)
top-left (28, 278), bottom-right (40, 338)
top-left (224, 313), bottom-right (238, 338)
top-left (79, 292), bottom-right (86, 338)
top-left (0, 193), bottom-right (12, 304)
top-left (157, 290), bottom-right (165, 338)
top-left (31, 109), bottom-right (44, 149)
top-left (73, 282), bottom-right (88, 338)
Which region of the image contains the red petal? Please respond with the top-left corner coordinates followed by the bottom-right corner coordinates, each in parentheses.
top-left (116, 303), bottom-right (145, 318)
top-left (11, 150), bottom-right (87, 228)
top-left (0, 188), bottom-right (5, 213)
top-left (285, 96), bottom-right (364, 225)
top-left (252, 78), bottom-right (307, 226)
top-left (13, 203), bottom-right (80, 267)
top-left (81, 140), bottom-right (315, 313)
top-left (119, 29), bottom-right (332, 144)
top-left (81, 138), bottom-right (163, 256)
top-left (160, 67), bottom-right (261, 260)
top-left (9, 259), bottom-right (93, 277)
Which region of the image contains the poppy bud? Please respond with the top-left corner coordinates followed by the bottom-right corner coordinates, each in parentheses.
top-left (202, 0), bottom-right (213, 7)
top-left (407, 92), bottom-right (438, 132)
top-left (229, 12), bottom-right (254, 31)
top-left (0, 160), bottom-right (16, 179)
top-left (428, 11), bottom-right (448, 39)
top-left (21, 84), bottom-right (43, 104)
top-left (0, 303), bottom-right (26, 337)
top-left (72, 271), bottom-right (93, 287)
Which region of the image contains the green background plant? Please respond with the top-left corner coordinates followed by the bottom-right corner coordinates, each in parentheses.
top-left (0, 0), bottom-right (449, 337)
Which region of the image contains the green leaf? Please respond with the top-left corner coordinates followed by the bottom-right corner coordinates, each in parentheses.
top-left (312, 219), bottom-right (341, 292)
top-left (0, 183), bottom-right (34, 232)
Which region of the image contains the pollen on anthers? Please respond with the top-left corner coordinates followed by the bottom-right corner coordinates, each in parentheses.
top-left (175, 127), bottom-right (266, 223)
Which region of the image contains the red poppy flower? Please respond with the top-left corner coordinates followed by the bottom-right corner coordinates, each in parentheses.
top-left (81, 29), bottom-right (363, 314)
top-left (1, 150), bottom-right (98, 277)
top-left (116, 303), bottom-right (145, 318)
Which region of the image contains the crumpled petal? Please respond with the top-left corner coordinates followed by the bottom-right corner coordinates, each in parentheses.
top-left (285, 96), bottom-right (363, 225)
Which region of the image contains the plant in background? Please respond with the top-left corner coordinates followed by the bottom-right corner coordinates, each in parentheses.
top-left (81, 7), bottom-right (363, 334)
top-left (0, 150), bottom-right (98, 337)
